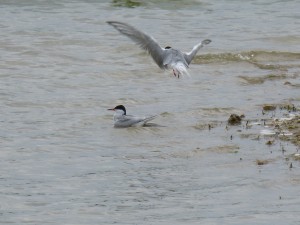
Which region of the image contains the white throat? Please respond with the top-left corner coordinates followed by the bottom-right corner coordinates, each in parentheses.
top-left (113, 109), bottom-right (125, 121)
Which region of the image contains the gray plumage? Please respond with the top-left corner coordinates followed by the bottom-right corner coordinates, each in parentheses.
top-left (113, 114), bottom-right (157, 128)
top-left (108, 105), bottom-right (157, 128)
top-left (107, 21), bottom-right (211, 77)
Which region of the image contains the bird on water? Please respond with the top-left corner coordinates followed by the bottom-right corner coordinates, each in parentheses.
top-left (108, 105), bottom-right (157, 128)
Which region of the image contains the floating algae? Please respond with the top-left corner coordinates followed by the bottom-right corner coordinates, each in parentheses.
top-left (275, 115), bottom-right (300, 146)
top-left (263, 104), bottom-right (277, 111)
top-left (228, 114), bottom-right (243, 125)
top-left (112, 0), bottom-right (142, 8)
top-left (256, 159), bottom-right (271, 165)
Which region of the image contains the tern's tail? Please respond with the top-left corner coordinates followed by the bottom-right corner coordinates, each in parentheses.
top-left (172, 62), bottom-right (191, 78)
top-left (143, 115), bottom-right (157, 123)
top-left (133, 115), bottom-right (157, 127)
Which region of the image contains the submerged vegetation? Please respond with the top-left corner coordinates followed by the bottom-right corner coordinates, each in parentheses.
top-left (256, 159), bottom-right (272, 166)
top-left (263, 104), bottom-right (277, 111)
top-left (194, 51), bottom-right (300, 65)
top-left (227, 114), bottom-right (243, 125)
top-left (112, 0), bottom-right (142, 8)
top-left (257, 103), bottom-right (299, 147)
top-left (275, 115), bottom-right (300, 147)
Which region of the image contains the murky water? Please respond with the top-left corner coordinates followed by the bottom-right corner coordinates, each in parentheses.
top-left (1, 0), bottom-right (300, 224)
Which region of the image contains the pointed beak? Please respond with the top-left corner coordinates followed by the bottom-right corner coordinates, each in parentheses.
top-left (107, 108), bottom-right (115, 111)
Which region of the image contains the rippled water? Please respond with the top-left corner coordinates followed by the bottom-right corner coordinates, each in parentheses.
top-left (1, 0), bottom-right (300, 224)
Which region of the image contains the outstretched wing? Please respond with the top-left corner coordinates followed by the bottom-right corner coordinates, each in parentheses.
top-left (107, 21), bottom-right (165, 69)
top-left (183, 39), bottom-right (211, 65)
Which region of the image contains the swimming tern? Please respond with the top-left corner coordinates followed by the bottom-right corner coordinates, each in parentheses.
top-left (108, 105), bottom-right (157, 128)
top-left (107, 21), bottom-right (211, 78)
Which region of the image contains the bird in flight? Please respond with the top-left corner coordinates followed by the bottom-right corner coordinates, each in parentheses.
top-left (107, 21), bottom-right (211, 78)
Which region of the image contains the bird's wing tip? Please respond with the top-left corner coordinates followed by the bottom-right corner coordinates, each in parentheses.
top-left (203, 39), bottom-right (212, 45)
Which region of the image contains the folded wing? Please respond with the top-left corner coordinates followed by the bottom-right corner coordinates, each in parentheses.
top-left (114, 115), bottom-right (157, 127)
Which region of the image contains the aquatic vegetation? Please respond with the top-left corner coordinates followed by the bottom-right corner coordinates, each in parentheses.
top-left (285, 153), bottom-right (300, 167)
top-left (193, 121), bottom-right (219, 130)
top-left (265, 139), bottom-right (275, 145)
top-left (194, 51), bottom-right (300, 72)
top-left (256, 159), bottom-right (271, 165)
top-left (206, 145), bottom-right (239, 154)
top-left (227, 114), bottom-right (243, 125)
top-left (112, 0), bottom-right (142, 8)
top-left (278, 103), bottom-right (298, 111)
top-left (292, 153), bottom-right (300, 161)
top-left (275, 115), bottom-right (300, 146)
top-left (263, 104), bottom-right (276, 111)
top-left (239, 74), bottom-right (289, 85)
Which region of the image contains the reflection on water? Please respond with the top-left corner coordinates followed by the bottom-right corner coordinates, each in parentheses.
top-left (0, 0), bottom-right (300, 224)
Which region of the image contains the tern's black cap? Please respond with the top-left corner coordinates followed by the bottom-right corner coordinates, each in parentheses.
top-left (114, 105), bottom-right (126, 115)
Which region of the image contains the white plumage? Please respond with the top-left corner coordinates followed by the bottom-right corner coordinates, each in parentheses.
top-left (107, 21), bottom-right (211, 78)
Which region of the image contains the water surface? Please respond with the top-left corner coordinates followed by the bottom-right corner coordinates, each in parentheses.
top-left (1, 0), bottom-right (300, 224)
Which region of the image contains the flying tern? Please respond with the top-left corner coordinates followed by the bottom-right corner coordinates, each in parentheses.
top-left (108, 105), bottom-right (157, 128)
top-left (107, 21), bottom-right (211, 78)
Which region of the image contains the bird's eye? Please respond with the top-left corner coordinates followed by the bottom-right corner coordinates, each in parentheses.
top-left (165, 46), bottom-right (171, 49)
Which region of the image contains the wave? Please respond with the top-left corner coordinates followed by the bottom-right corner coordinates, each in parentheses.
top-left (194, 50), bottom-right (300, 70)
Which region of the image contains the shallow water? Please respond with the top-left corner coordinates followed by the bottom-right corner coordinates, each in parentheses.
top-left (1, 0), bottom-right (300, 224)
